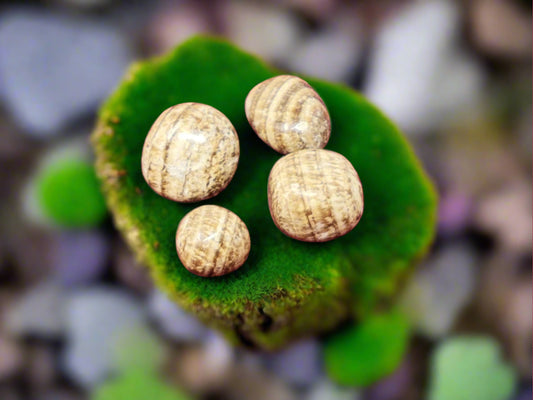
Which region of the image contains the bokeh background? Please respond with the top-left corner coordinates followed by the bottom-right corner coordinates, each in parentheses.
top-left (0, 0), bottom-right (531, 399)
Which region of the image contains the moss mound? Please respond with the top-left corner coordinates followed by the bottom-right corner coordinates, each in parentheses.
top-left (36, 158), bottom-right (107, 228)
top-left (92, 36), bottom-right (436, 350)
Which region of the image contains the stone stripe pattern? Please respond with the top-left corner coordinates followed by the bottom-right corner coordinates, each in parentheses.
top-left (268, 149), bottom-right (364, 242)
top-left (141, 102), bottom-right (239, 203)
top-left (245, 75), bottom-right (331, 154)
top-left (176, 205), bottom-right (251, 277)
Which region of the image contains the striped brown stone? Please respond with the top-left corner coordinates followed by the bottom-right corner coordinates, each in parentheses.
top-left (141, 103), bottom-right (239, 203)
top-left (245, 75), bottom-right (331, 154)
top-left (268, 149), bottom-right (364, 242)
top-left (176, 205), bottom-right (251, 277)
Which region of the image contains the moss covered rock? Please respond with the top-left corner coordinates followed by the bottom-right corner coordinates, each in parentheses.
top-left (91, 36), bottom-right (436, 350)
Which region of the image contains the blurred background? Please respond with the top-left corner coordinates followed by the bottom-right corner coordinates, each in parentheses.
top-left (0, 0), bottom-right (531, 399)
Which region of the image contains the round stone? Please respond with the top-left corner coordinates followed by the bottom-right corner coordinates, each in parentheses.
top-left (176, 205), bottom-right (251, 277)
top-left (268, 149), bottom-right (363, 242)
top-left (141, 102), bottom-right (239, 202)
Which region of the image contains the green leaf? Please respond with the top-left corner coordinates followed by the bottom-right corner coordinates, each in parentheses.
top-left (91, 36), bottom-right (436, 349)
top-left (36, 158), bottom-right (107, 228)
top-left (92, 370), bottom-right (191, 400)
top-left (428, 336), bottom-right (517, 400)
top-left (323, 310), bottom-right (411, 387)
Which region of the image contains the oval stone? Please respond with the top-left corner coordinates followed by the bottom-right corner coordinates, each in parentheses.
top-left (245, 75), bottom-right (331, 154)
top-left (268, 149), bottom-right (363, 242)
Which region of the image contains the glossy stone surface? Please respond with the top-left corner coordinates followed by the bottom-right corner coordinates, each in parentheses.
top-left (245, 75), bottom-right (331, 154)
top-left (141, 102), bottom-right (239, 202)
top-left (268, 149), bottom-right (363, 242)
top-left (176, 205), bottom-right (250, 277)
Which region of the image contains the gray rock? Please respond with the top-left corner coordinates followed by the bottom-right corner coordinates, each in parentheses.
top-left (62, 287), bottom-right (146, 388)
top-left (399, 243), bottom-right (477, 338)
top-left (365, 0), bottom-right (485, 135)
top-left (0, 9), bottom-right (133, 137)
top-left (148, 289), bottom-right (207, 342)
top-left (265, 338), bottom-right (322, 387)
top-left (222, 1), bottom-right (304, 63)
top-left (178, 331), bottom-right (235, 393)
top-left (287, 11), bottom-right (362, 82)
top-left (5, 281), bottom-right (66, 338)
top-left (112, 240), bottom-right (153, 295)
top-left (52, 230), bottom-right (110, 286)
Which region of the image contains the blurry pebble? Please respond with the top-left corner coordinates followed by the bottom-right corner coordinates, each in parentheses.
top-left (365, 356), bottom-right (413, 400)
top-left (440, 117), bottom-right (524, 197)
top-left (224, 363), bottom-right (297, 400)
top-left (469, 0), bottom-right (532, 59)
top-left (438, 191), bottom-right (473, 236)
top-left (222, 1), bottom-right (304, 63)
top-left (474, 180), bottom-right (532, 252)
top-left (399, 243), bottom-right (477, 339)
top-left (148, 289), bottom-right (207, 342)
top-left (27, 344), bottom-right (56, 390)
top-left (0, 9), bottom-right (133, 137)
top-left (202, 331), bottom-right (235, 382)
top-left (477, 253), bottom-right (532, 378)
top-left (427, 336), bottom-right (516, 400)
top-left (287, 11), bottom-right (362, 82)
top-left (62, 287), bottom-right (145, 388)
top-left (112, 324), bottom-right (165, 375)
top-left (51, 230), bottom-right (110, 287)
top-left (145, 2), bottom-right (211, 55)
top-left (265, 338), bottom-right (322, 387)
top-left (178, 332), bottom-right (234, 393)
top-left (306, 379), bottom-right (361, 400)
top-left (365, 0), bottom-right (484, 135)
top-left (113, 240), bottom-right (153, 295)
top-left (5, 281), bottom-right (66, 338)
top-left (432, 49), bottom-right (485, 126)
top-left (0, 336), bottom-right (22, 380)
top-left (5, 224), bottom-right (55, 284)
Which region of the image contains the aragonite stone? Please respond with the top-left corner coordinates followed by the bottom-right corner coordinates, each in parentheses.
top-left (268, 149), bottom-right (364, 242)
top-left (245, 75), bottom-right (331, 154)
top-left (176, 205), bottom-right (251, 277)
top-left (141, 103), bottom-right (239, 202)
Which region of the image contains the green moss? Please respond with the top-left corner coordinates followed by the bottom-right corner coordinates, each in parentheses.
top-left (36, 158), bottom-right (107, 228)
top-left (91, 36), bottom-right (437, 349)
top-left (323, 310), bottom-right (411, 387)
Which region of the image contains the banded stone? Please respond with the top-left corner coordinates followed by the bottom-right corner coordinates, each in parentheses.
top-left (141, 102), bottom-right (239, 202)
top-left (268, 149), bottom-right (363, 242)
top-left (176, 205), bottom-right (251, 277)
top-left (245, 75), bottom-right (331, 154)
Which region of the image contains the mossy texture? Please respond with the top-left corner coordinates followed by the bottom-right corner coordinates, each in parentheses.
top-left (323, 311), bottom-right (411, 386)
top-left (36, 158), bottom-right (107, 228)
top-left (92, 36), bottom-right (436, 350)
